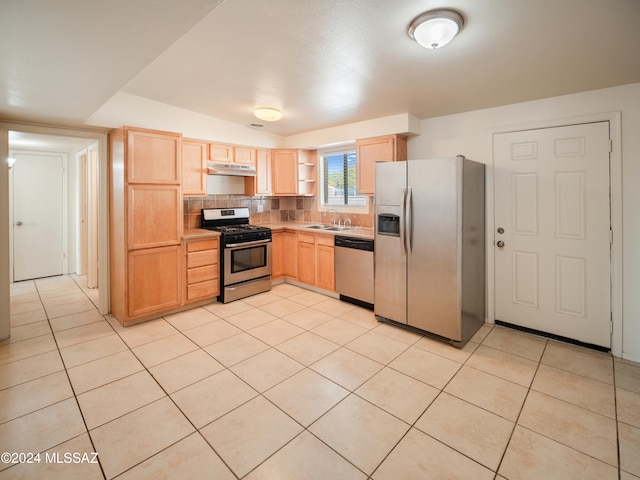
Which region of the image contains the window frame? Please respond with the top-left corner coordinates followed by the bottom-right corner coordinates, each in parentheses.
top-left (317, 146), bottom-right (368, 214)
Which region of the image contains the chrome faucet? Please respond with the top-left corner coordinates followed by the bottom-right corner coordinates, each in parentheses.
top-left (325, 209), bottom-right (341, 226)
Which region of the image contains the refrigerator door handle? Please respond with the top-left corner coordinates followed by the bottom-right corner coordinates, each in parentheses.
top-left (399, 187), bottom-right (407, 256)
top-left (406, 186), bottom-right (413, 256)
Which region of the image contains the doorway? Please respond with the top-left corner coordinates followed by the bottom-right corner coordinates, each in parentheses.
top-left (493, 121), bottom-right (611, 348)
top-left (3, 126), bottom-right (109, 317)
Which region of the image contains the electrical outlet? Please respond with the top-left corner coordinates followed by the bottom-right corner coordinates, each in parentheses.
top-left (257, 204), bottom-right (264, 213)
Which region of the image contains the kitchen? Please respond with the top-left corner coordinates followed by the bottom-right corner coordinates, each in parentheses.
top-left (1, 1), bottom-right (640, 479)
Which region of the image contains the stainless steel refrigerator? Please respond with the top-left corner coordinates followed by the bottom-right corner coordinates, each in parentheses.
top-left (374, 156), bottom-right (485, 347)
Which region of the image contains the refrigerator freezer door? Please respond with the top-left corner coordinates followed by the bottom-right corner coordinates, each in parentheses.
top-left (374, 205), bottom-right (406, 324)
top-left (406, 158), bottom-right (462, 340)
top-left (374, 161), bottom-right (407, 205)
top-left (374, 161), bottom-right (407, 325)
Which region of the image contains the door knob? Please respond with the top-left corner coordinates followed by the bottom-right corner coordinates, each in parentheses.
top-left (496, 240), bottom-right (505, 248)
top-left (15, 221), bottom-right (22, 226)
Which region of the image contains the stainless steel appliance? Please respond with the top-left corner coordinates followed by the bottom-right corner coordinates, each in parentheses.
top-left (334, 236), bottom-right (374, 309)
top-left (201, 207), bottom-right (272, 303)
top-left (374, 156), bottom-right (485, 347)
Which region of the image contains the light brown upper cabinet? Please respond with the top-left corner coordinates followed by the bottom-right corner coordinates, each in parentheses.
top-left (355, 134), bottom-right (407, 195)
top-left (245, 148), bottom-right (272, 196)
top-left (126, 128), bottom-right (181, 184)
top-left (209, 143), bottom-right (234, 163)
top-left (272, 149), bottom-right (317, 196)
top-left (272, 149), bottom-right (299, 195)
top-left (234, 146), bottom-right (256, 165)
top-left (209, 143), bottom-right (257, 166)
top-left (182, 138), bottom-right (207, 196)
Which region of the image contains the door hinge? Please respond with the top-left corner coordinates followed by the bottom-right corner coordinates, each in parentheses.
top-left (608, 138), bottom-right (613, 153)
top-left (609, 229), bottom-right (613, 244)
top-left (610, 314), bottom-right (614, 335)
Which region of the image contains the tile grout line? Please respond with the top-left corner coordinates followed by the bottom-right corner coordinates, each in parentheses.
top-left (35, 276), bottom-right (109, 480)
top-left (491, 336), bottom-right (548, 478)
top-left (612, 360), bottom-right (622, 480)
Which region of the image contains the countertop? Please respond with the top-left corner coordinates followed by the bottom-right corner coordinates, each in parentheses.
top-left (263, 221), bottom-right (374, 240)
top-left (183, 223), bottom-right (374, 240)
top-left (183, 228), bottom-right (221, 240)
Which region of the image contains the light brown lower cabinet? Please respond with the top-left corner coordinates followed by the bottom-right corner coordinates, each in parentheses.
top-left (316, 237), bottom-right (335, 291)
top-left (128, 245), bottom-right (182, 319)
top-left (297, 233), bottom-right (316, 285)
top-left (184, 237), bottom-right (220, 303)
top-left (296, 232), bottom-right (335, 291)
top-left (272, 230), bottom-right (297, 280)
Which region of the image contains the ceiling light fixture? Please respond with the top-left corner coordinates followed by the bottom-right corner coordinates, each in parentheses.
top-left (408, 9), bottom-right (464, 50)
top-left (254, 108), bottom-right (283, 122)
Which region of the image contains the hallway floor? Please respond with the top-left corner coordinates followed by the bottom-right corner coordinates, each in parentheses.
top-left (1, 275), bottom-right (639, 479)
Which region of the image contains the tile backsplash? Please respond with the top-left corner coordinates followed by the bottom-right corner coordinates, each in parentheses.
top-left (184, 195), bottom-right (374, 230)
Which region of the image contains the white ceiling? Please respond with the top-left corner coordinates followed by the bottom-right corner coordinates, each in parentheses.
top-left (2, 0), bottom-right (640, 137)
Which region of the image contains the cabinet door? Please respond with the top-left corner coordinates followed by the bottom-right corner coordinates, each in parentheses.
top-left (271, 231), bottom-right (284, 278)
top-left (182, 139), bottom-right (207, 196)
top-left (297, 239), bottom-right (315, 285)
top-left (127, 128), bottom-right (181, 184)
top-left (210, 143), bottom-right (234, 163)
top-left (356, 135), bottom-right (407, 194)
top-left (128, 245), bottom-right (182, 318)
top-left (272, 149), bottom-right (298, 195)
top-left (127, 185), bottom-right (182, 249)
top-left (255, 149), bottom-right (272, 195)
top-left (316, 244), bottom-right (335, 291)
top-left (282, 231), bottom-right (297, 278)
top-left (234, 146), bottom-right (256, 165)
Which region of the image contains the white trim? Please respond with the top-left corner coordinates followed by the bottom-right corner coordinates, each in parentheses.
top-left (487, 112), bottom-right (622, 357)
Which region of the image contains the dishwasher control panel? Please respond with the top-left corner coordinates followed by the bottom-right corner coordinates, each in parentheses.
top-left (334, 236), bottom-right (374, 251)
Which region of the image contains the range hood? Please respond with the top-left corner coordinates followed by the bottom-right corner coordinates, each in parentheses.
top-left (207, 161), bottom-right (256, 176)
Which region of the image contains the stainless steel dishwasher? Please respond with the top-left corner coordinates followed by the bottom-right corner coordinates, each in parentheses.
top-left (334, 236), bottom-right (374, 309)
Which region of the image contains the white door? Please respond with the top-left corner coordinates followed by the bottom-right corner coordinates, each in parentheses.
top-left (12, 153), bottom-right (65, 281)
top-left (494, 122), bottom-right (611, 348)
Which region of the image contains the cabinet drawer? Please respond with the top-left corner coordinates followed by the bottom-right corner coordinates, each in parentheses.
top-left (316, 234), bottom-right (334, 246)
top-left (187, 280), bottom-right (219, 301)
top-left (297, 232), bottom-right (315, 244)
top-left (187, 264), bottom-right (218, 284)
top-left (187, 250), bottom-right (218, 268)
top-left (187, 238), bottom-right (218, 252)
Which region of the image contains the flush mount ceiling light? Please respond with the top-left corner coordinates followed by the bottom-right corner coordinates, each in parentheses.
top-left (254, 108), bottom-right (283, 122)
top-left (408, 9), bottom-right (464, 49)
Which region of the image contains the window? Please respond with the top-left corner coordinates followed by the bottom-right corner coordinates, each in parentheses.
top-left (319, 149), bottom-right (366, 208)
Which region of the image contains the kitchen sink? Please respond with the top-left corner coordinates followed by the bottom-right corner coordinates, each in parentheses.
top-left (303, 224), bottom-right (353, 231)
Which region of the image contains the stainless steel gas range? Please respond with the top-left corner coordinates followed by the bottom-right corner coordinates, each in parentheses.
top-left (201, 207), bottom-right (272, 303)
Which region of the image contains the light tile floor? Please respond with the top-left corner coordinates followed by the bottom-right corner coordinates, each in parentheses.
top-left (1, 274), bottom-right (639, 479)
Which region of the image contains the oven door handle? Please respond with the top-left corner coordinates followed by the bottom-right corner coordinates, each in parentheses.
top-left (225, 239), bottom-right (271, 248)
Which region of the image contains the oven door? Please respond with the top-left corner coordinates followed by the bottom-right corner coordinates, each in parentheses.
top-left (224, 239), bottom-right (272, 286)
